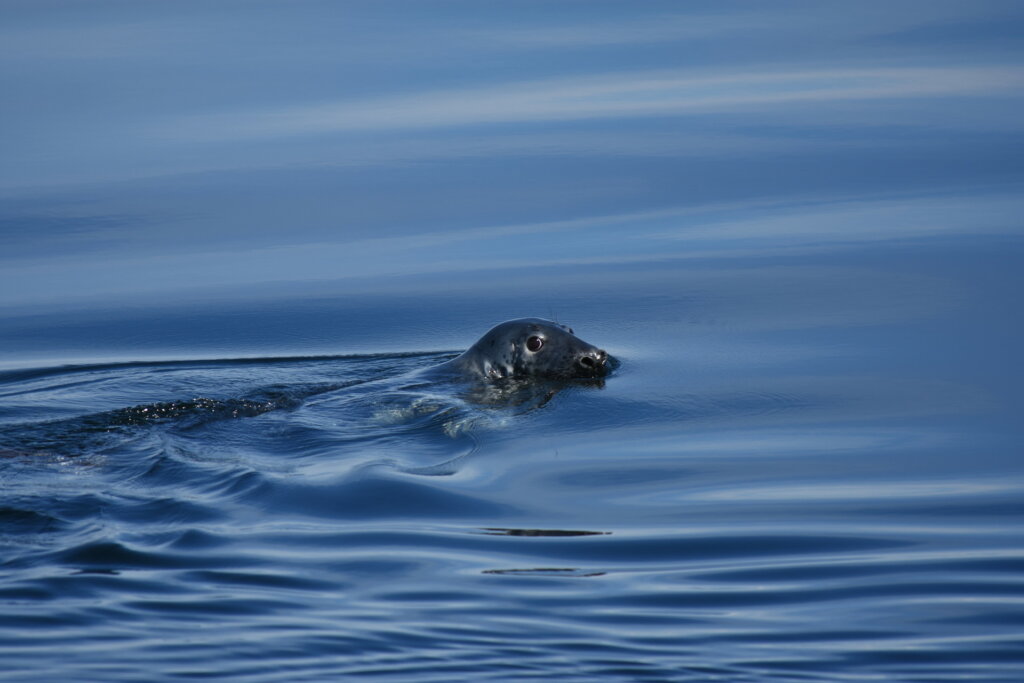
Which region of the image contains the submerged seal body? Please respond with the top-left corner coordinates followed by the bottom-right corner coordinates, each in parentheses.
top-left (436, 318), bottom-right (610, 381)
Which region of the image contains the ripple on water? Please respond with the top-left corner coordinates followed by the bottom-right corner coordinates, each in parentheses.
top-left (0, 344), bottom-right (1021, 683)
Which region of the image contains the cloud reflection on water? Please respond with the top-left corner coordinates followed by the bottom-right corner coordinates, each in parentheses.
top-left (1, 188), bottom-right (1019, 307)
top-left (168, 66), bottom-right (1024, 142)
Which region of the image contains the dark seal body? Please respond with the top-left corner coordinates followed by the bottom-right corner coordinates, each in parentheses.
top-left (435, 318), bottom-right (610, 381)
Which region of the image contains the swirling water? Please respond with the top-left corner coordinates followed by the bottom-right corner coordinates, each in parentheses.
top-left (3, 2), bottom-right (1024, 681)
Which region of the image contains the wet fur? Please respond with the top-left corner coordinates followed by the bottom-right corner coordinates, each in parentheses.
top-left (435, 318), bottom-right (610, 381)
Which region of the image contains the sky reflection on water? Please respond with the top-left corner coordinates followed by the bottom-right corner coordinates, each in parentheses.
top-left (3, 188), bottom-right (1022, 310)
top-left (2, 0), bottom-right (1023, 314)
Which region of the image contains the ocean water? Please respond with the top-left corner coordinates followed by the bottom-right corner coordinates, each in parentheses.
top-left (2, 2), bottom-right (1024, 681)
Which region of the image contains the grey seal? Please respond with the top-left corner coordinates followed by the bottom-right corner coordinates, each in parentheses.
top-left (0, 319), bottom-right (614, 460)
top-left (435, 318), bottom-right (611, 381)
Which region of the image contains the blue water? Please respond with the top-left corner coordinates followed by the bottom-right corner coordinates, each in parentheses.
top-left (3, 2), bottom-right (1024, 681)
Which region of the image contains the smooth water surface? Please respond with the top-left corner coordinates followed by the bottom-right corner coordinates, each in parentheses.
top-left (2, 2), bottom-right (1024, 681)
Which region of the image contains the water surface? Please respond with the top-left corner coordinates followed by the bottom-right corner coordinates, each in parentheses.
top-left (2, 2), bottom-right (1024, 681)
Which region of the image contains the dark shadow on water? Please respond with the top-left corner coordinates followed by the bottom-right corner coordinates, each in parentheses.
top-left (482, 568), bottom-right (607, 578)
top-left (480, 528), bottom-right (610, 537)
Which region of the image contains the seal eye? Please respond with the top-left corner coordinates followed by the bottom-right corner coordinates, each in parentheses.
top-left (526, 336), bottom-right (544, 352)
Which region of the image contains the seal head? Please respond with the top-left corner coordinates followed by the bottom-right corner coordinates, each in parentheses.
top-left (441, 318), bottom-right (611, 381)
